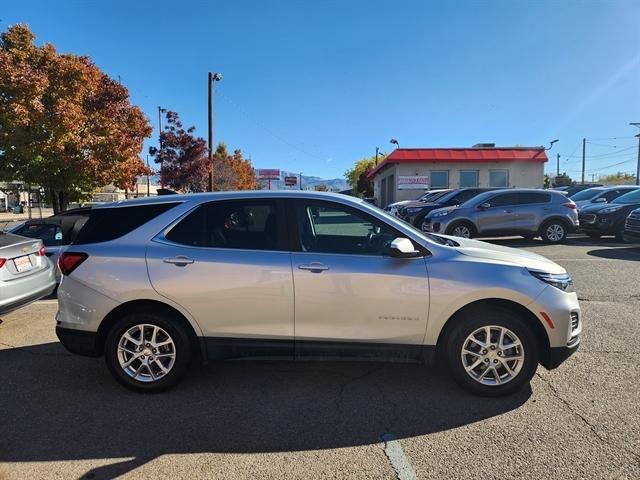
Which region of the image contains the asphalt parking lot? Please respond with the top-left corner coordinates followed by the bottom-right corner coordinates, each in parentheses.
top-left (1, 236), bottom-right (639, 480)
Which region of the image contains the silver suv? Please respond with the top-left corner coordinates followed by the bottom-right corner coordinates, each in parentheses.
top-left (422, 189), bottom-right (578, 243)
top-left (56, 191), bottom-right (581, 396)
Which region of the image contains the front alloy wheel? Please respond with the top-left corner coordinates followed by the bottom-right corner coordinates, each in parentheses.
top-left (541, 221), bottom-right (567, 243)
top-left (444, 307), bottom-right (539, 396)
top-left (461, 326), bottom-right (524, 386)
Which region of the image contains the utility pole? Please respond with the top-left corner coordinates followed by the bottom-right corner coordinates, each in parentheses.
top-left (208, 72), bottom-right (223, 192)
top-left (299, 172), bottom-right (303, 190)
top-left (581, 138), bottom-right (586, 185)
top-left (631, 123), bottom-right (640, 186)
top-left (146, 155), bottom-right (151, 197)
top-left (375, 146), bottom-right (380, 165)
top-left (157, 106), bottom-right (165, 189)
top-left (556, 153), bottom-right (560, 177)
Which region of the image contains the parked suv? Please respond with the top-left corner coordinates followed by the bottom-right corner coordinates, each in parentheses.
top-left (404, 188), bottom-right (499, 226)
top-left (570, 185), bottom-right (639, 210)
top-left (578, 188), bottom-right (640, 240)
top-left (624, 208), bottom-right (640, 242)
top-left (422, 189), bottom-right (578, 243)
top-left (56, 192), bottom-right (581, 396)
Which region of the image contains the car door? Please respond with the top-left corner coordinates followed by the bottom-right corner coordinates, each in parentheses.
top-left (515, 192), bottom-right (552, 232)
top-left (288, 199), bottom-right (430, 358)
top-left (475, 192), bottom-right (521, 234)
top-left (146, 199), bottom-right (295, 359)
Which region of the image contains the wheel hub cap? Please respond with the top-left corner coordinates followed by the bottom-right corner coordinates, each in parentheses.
top-left (117, 324), bottom-right (176, 383)
top-left (461, 325), bottom-right (524, 386)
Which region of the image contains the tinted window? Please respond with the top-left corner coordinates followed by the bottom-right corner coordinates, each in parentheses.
top-left (74, 203), bottom-right (180, 245)
top-left (17, 224), bottom-right (63, 246)
top-left (449, 189), bottom-right (481, 205)
top-left (295, 202), bottom-right (397, 255)
top-left (570, 188), bottom-right (602, 201)
top-left (487, 193), bottom-right (518, 207)
top-left (613, 189), bottom-right (640, 204)
top-left (600, 189), bottom-right (636, 202)
top-left (166, 200), bottom-right (282, 251)
top-left (515, 192), bottom-right (551, 204)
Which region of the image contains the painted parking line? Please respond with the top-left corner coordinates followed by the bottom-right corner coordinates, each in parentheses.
top-left (380, 433), bottom-right (417, 480)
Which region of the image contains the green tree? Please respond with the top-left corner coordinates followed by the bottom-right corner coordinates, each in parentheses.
top-left (344, 155), bottom-right (379, 197)
top-left (597, 171), bottom-right (636, 185)
top-left (0, 25), bottom-right (152, 213)
top-left (553, 172), bottom-right (573, 187)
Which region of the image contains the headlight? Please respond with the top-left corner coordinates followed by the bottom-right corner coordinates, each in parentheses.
top-left (600, 205), bottom-right (622, 214)
top-left (528, 270), bottom-right (574, 292)
top-left (432, 210), bottom-right (450, 218)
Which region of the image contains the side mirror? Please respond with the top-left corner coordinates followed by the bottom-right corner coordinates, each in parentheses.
top-left (594, 197), bottom-right (607, 203)
top-left (387, 237), bottom-right (421, 258)
top-left (477, 202), bottom-right (491, 210)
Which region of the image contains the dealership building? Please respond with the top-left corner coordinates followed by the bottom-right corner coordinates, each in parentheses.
top-left (368, 144), bottom-right (548, 207)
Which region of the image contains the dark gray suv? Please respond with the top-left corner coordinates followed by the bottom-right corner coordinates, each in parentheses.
top-left (422, 189), bottom-right (578, 243)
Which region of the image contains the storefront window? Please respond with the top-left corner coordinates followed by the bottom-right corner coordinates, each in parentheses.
top-left (489, 170), bottom-right (508, 187)
top-left (459, 170), bottom-right (479, 187)
top-left (430, 171), bottom-right (449, 188)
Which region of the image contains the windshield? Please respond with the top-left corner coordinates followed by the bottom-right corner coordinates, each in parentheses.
top-left (612, 189), bottom-right (640, 204)
top-left (570, 188), bottom-right (603, 201)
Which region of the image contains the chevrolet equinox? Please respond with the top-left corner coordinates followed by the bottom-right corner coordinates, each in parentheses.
top-left (56, 191), bottom-right (581, 396)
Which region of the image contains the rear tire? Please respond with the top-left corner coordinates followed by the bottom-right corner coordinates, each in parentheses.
top-left (443, 307), bottom-right (539, 396)
top-left (446, 221), bottom-right (475, 239)
top-left (540, 220), bottom-right (568, 244)
top-left (104, 312), bottom-right (192, 393)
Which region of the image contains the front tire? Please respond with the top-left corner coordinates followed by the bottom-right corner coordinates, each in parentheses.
top-left (443, 307), bottom-right (539, 396)
top-left (540, 220), bottom-right (568, 244)
top-left (104, 313), bottom-right (192, 393)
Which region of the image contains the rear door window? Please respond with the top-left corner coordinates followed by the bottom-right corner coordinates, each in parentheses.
top-left (165, 200), bottom-right (285, 251)
top-left (73, 203), bottom-right (180, 245)
top-left (514, 192), bottom-right (551, 204)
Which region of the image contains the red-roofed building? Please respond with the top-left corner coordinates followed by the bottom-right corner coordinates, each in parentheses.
top-left (368, 144), bottom-right (548, 207)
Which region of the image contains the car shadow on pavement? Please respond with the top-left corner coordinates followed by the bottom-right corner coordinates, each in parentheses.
top-left (586, 247), bottom-right (640, 261)
top-left (0, 342), bottom-right (530, 480)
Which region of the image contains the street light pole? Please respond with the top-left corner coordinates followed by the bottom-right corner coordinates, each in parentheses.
top-left (208, 72), bottom-right (223, 192)
top-left (157, 106), bottom-right (166, 189)
top-left (375, 146), bottom-right (380, 165)
top-left (631, 123), bottom-right (640, 186)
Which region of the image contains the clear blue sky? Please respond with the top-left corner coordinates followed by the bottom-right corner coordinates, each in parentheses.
top-left (3, 0), bottom-right (640, 180)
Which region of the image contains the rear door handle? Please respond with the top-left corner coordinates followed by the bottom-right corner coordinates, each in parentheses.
top-left (163, 256), bottom-right (194, 266)
top-left (298, 262), bottom-right (329, 272)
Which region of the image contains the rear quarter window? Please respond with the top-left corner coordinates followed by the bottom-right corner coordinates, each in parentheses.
top-left (73, 203), bottom-right (180, 245)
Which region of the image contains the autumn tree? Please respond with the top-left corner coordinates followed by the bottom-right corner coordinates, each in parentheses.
top-left (0, 25), bottom-right (152, 213)
top-left (149, 110), bottom-right (209, 192)
top-left (345, 155), bottom-right (379, 197)
top-left (314, 184), bottom-right (329, 192)
top-left (211, 143), bottom-right (258, 191)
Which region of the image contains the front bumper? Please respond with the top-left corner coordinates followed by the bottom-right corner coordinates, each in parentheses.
top-left (56, 326), bottom-right (100, 357)
top-left (578, 213), bottom-right (620, 235)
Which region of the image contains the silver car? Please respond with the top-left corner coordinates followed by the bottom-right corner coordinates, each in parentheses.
top-left (422, 189), bottom-right (579, 243)
top-left (0, 232), bottom-right (56, 314)
top-left (56, 191), bottom-right (581, 396)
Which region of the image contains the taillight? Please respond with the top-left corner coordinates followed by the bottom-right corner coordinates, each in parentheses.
top-left (58, 252), bottom-right (88, 276)
top-left (0, 258), bottom-right (5, 269)
top-left (563, 203), bottom-right (577, 209)
top-left (38, 245), bottom-right (46, 257)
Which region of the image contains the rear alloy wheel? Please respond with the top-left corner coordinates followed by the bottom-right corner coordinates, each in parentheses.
top-left (444, 308), bottom-right (539, 396)
top-left (540, 220), bottom-right (567, 244)
top-left (447, 221), bottom-right (474, 239)
top-left (105, 313), bottom-right (192, 393)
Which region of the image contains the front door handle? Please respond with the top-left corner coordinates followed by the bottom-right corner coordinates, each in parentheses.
top-left (504, 210), bottom-right (513, 213)
top-left (163, 256), bottom-right (194, 266)
top-left (298, 262), bottom-right (329, 272)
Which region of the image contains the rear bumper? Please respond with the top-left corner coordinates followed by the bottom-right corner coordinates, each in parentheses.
top-left (0, 283), bottom-right (55, 315)
top-left (55, 326), bottom-right (100, 357)
top-left (541, 340), bottom-right (580, 370)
